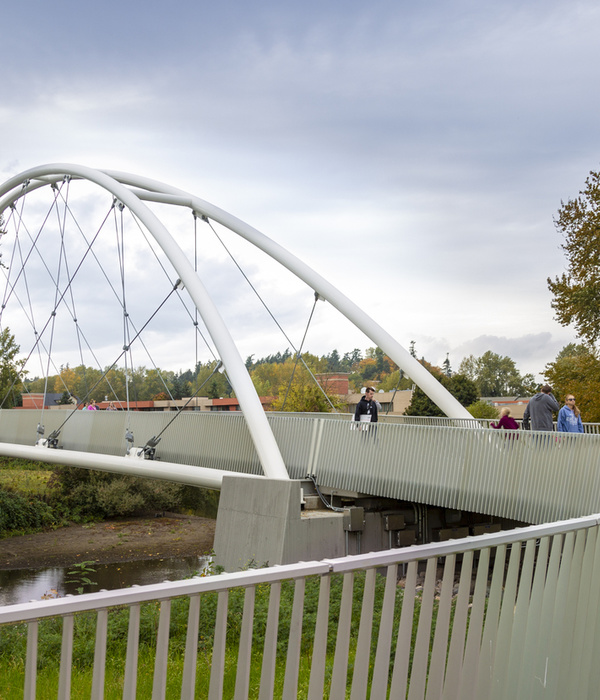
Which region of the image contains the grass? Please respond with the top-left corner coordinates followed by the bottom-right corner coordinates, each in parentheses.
top-left (0, 456), bottom-right (54, 497)
top-left (0, 469), bottom-right (53, 496)
top-left (0, 571), bottom-right (429, 698)
top-left (0, 648), bottom-right (317, 699)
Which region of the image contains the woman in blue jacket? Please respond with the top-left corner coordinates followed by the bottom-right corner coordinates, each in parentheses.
top-left (557, 395), bottom-right (584, 433)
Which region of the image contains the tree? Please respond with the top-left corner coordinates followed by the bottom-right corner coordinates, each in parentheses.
top-left (544, 343), bottom-right (600, 421)
top-left (448, 374), bottom-right (479, 407)
top-left (341, 348), bottom-right (363, 371)
top-left (271, 372), bottom-right (343, 413)
top-left (57, 390), bottom-right (74, 405)
top-left (458, 351), bottom-right (537, 396)
top-left (325, 349), bottom-right (341, 372)
top-left (378, 369), bottom-right (412, 392)
top-left (0, 328), bottom-right (25, 407)
top-left (404, 361), bottom-right (479, 417)
top-left (442, 353), bottom-right (452, 377)
top-left (548, 169), bottom-right (600, 345)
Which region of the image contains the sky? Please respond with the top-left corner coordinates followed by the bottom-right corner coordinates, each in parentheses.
top-left (2, 0), bottom-right (600, 383)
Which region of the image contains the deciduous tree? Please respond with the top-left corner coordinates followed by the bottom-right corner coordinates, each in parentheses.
top-left (544, 343), bottom-right (600, 422)
top-left (404, 362), bottom-right (479, 417)
top-left (548, 169), bottom-right (600, 345)
top-left (0, 328), bottom-right (25, 407)
top-left (458, 351), bottom-right (536, 396)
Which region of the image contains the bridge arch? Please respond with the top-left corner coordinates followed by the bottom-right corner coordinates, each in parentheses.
top-left (0, 164), bottom-right (470, 477)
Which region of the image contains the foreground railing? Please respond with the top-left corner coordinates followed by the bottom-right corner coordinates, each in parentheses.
top-left (2, 514), bottom-right (600, 699)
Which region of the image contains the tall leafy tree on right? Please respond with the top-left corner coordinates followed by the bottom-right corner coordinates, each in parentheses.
top-left (547, 169), bottom-right (600, 421)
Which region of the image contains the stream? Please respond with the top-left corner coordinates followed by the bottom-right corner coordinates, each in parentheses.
top-left (0, 555), bottom-right (210, 606)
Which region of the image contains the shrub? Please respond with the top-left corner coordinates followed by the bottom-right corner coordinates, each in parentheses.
top-left (467, 400), bottom-right (500, 419)
top-left (0, 489), bottom-right (59, 535)
top-left (49, 467), bottom-right (186, 519)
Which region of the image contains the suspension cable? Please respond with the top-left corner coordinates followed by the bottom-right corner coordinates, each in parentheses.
top-left (40, 180), bottom-right (72, 421)
top-left (133, 210), bottom-right (217, 359)
top-left (194, 212), bottom-right (200, 369)
top-left (203, 217), bottom-right (337, 411)
top-left (149, 360), bottom-right (225, 445)
top-left (48, 279), bottom-right (184, 436)
top-left (281, 292), bottom-right (319, 410)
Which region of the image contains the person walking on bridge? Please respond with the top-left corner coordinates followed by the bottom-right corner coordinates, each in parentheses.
top-left (522, 385), bottom-right (560, 431)
top-left (354, 387), bottom-right (379, 426)
top-left (491, 407), bottom-right (519, 431)
top-left (557, 394), bottom-right (584, 433)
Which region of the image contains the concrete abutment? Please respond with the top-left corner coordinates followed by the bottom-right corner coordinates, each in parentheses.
top-left (213, 476), bottom-right (523, 572)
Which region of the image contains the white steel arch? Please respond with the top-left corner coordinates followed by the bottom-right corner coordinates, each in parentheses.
top-left (0, 163), bottom-right (471, 478)
top-left (0, 164), bottom-right (289, 480)
top-left (106, 168), bottom-right (471, 419)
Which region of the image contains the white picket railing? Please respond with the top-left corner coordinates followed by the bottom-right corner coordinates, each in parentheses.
top-left (2, 513), bottom-right (600, 699)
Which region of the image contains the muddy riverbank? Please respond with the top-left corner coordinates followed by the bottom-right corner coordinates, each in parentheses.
top-left (0, 515), bottom-right (215, 570)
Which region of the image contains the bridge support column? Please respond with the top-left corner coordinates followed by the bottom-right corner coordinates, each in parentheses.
top-left (213, 475), bottom-right (347, 571)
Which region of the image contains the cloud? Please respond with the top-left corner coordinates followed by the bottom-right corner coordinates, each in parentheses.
top-left (1, 0), bottom-right (599, 392)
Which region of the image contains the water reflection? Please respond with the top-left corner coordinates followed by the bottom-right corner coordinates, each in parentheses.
top-left (0, 555), bottom-right (210, 607)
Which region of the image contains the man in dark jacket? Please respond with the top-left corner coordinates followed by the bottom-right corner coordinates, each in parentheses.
top-left (354, 387), bottom-right (379, 424)
top-left (522, 385), bottom-right (560, 431)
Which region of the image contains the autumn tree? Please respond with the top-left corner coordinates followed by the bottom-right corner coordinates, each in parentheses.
top-left (271, 368), bottom-right (343, 413)
top-left (377, 369), bottom-right (413, 392)
top-left (544, 343), bottom-right (600, 422)
top-left (548, 169), bottom-right (600, 345)
top-left (191, 361), bottom-right (232, 398)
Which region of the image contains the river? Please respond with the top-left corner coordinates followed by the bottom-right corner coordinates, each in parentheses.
top-left (0, 555), bottom-right (211, 606)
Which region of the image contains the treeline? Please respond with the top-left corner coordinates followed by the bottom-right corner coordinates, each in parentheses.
top-left (23, 347), bottom-right (403, 406)
top-left (24, 361), bottom-right (233, 405)
top-left (21, 346), bottom-right (538, 414)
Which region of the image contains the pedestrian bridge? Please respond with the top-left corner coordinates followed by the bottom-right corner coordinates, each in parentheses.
top-left (1, 408), bottom-right (599, 526)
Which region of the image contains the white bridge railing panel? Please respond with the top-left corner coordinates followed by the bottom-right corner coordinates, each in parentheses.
top-left (267, 416), bottom-right (600, 524)
top-left (2, 409), bottom-right (600, 523)
top-left (2, 516), bottom-right (600, 699)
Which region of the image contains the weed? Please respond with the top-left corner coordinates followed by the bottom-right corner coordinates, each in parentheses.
top-left (65, 561), bottom-right (98, 595)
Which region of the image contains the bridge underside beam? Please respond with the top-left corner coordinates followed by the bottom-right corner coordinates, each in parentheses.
top-left (0, 442), bottom-right (263, 491)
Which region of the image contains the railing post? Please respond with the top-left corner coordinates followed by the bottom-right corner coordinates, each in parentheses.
top-left (123, 603), bottom-right (141, 700)
top-left (152, 599), bottom-right (172, 700)
top-left (181, 594), bottom-right (200, 700)
top-left (23, 619), bottom-right (38, 700)
top-left (208, 590), bottom-right (228, 700)
top-left (307, 573), bottom-right (331, 700)
top-left (58, 614), bottom-right (74, 700)
top-left (282, 578), bottom-right (306, 700)
top-left (91, 608), bottom-right (108, 700)
top-left (259, 581), bottom-right (281, 700)
top-left (234, 586), bottom-right (256, 700)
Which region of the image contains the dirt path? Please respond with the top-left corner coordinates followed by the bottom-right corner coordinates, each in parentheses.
top-left (0, 515), bottom-right (216, 570)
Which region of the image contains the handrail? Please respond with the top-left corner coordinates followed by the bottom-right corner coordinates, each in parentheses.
top-left (2, 513), bottom-right (600, 699)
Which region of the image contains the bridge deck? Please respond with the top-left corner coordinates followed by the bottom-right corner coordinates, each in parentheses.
top-left (1, 409), bottom-right (599, 525)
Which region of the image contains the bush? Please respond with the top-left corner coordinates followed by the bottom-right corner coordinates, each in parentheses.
top-left (467, 400), bottom-right (500, 419)
top-left (49, 467), bottom-right (190, 519)
top-left (0, 489), bottom-right (59, 536)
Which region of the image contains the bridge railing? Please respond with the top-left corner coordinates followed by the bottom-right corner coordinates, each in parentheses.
top-left (268, 415), bottom-right (600, 525)
top-left (1, 514), bottom-right (599, 699)
top-left (271, 411), bottom-right (600, 432)
top-left (2, 409), bottom-right (600, 525)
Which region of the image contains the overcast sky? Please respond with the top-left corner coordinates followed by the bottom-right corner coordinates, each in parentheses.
top-left (2, 0), bottom-right (600, 382)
